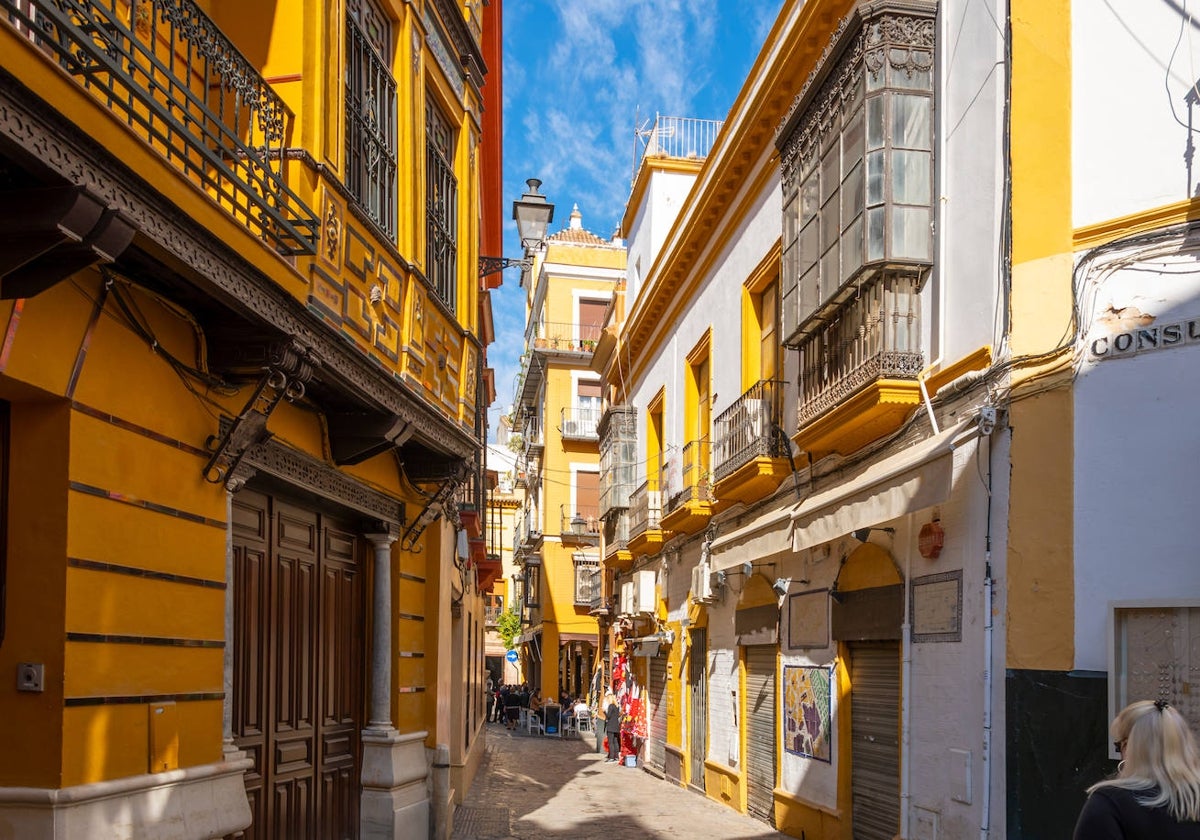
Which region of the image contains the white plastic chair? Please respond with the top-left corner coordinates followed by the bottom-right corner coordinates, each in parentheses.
top-left (575, 711), bottom-right (593, 735)
top-left (526, 711), bottom-right (544, 735)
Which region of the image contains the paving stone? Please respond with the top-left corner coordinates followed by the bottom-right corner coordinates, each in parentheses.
top-left (452, 721), bottom-right (790, 840)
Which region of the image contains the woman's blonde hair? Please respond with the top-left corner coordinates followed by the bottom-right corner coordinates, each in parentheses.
top-left (1089, 699), bottom-right (1200, 821)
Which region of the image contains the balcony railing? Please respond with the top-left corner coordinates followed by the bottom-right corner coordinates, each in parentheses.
top-left (523, 413), bottom-right (544, 452)
top-left (514, 508), bottom-right (540, 551)
top-left (797, 273), bottom-right (923, 426)
top-left (560, 505), bottom-right (601, 539)
top-left (484, 602), bottom-right (503, 625)
top-left (637, 114), bottom-right (723, 166)
top-left (663, 437), bottom-right (712, 516)
top-left (573, 557), bottom-right (600, 607)
top-left (603, 509), bottom-right (630, 559)
top-left (629, 480), bottom-right (662, 536)
top-left (713, 380), bottom-right (790, 483)
top-left (560, 406), bottom-right (601, 441)
top-left (1, 0), bottom-right (319, 255)
top-left (530, 321), bottom-right (602, 354)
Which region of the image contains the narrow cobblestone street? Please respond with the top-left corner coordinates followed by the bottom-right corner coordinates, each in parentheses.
top-left (452, 722), bottom-right (789, 840)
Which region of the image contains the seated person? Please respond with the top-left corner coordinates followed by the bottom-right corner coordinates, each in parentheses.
top-left (572, 697), bottom-right (590, 717)
top-left (529, 690), bottom-right (543, 722)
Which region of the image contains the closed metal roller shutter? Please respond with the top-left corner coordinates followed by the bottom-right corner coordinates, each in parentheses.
top-left (688, 628), bottom-right (707, 791)
top-left (850, 641), bottom-right (900, 840)
top-left (744, 645), bottom-right (777, 826)
top-left (647, 653), bottom-right (668, 772)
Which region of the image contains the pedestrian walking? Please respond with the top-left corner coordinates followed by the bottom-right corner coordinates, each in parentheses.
top-left (1073, 699), bottom-right (1200, 839)
top-left (602, 691), bottom-right (620, 763)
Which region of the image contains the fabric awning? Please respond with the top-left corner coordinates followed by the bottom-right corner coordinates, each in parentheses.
top-left (790, 417), bottom-right (979, 552)
top-left (558, 632), bottom-right (595, 644)
top-left (710, 415), bottom-right (979, 568)
top-left (710, 501), bottom-right (798, 571)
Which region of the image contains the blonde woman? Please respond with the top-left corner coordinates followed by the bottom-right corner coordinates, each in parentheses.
top-left (1074, 700), bottom-right (1200, 839)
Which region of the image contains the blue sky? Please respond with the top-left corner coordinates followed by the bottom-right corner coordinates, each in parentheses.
top-left (488, 1), bottom-right (782, 439)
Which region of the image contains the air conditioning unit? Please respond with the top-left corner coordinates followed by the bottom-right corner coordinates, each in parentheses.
top-left (619, 569), bottom-right (658, 615)
top-left (690, 562), bottom-right (716, 603)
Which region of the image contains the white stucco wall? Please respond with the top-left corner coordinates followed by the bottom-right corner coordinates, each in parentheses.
top-left (625, 169), bottom-right (700, 306)
top-left (1074, 249), bottom-right (1200, 670)
top-left (1074, 1), bottom-right (1200, 227)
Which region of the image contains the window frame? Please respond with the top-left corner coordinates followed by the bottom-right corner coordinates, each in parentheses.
top-left (345, 0), bottom-right (398, 239)
top-left (425, 96), bottom-right (459, 314)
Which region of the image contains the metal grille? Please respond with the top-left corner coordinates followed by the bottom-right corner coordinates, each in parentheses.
top-left (647, 653), bottom-right (668, 772)
top-left (850, 641), bottom-right (900, 840)
top-left (345, 0), bottom-right (397, 239)
top-left (713, 380), bottom-right (789, 482)
top-left (426, 100), bottom-right (458, 314)
top-left (745, 646), bottom-right (777, 825)
top-left (796, 272), bottom-right (923, 426)
top-left (688, 628), bottom-right (707, 791)
top-left (1, 0), bottom-right (318, 254)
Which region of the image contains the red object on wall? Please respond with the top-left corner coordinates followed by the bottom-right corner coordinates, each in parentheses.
top-left (918, 520), bottom-right (945, 559)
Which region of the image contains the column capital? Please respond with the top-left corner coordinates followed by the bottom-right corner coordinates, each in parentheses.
top-left (365, 530), bottom-right (399, 549)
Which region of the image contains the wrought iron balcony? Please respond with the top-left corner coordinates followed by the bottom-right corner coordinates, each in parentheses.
top-left (629, 480), bottom-right (662, 538)
top-left (713, 380), bottom-right (790, 483)
top-left (530, 321), bottom-right (602, 355)
top-left (484, 602), bottom-right (503, 626)
top-left (603, 509), bottom-right (630, 561)
top-left (1, 0), bottom-right (319, 255)
top-left (560, 505), bottom-right (601, 543)
top-left (560, 406), bottom-right (601, 441)
top-left (796, 272), bottom-right (923, 428)
top-left (663, 437), bottom-right (712, 515)
top-left (514, 509), bottom-right (541, 552)
top-left (573, 556), bottom-right (600, 608)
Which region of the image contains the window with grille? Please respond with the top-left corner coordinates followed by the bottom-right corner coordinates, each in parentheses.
top-left (426, 99), bottom-right (458, 313)
top-left (345, 0), bottom-right (397, 239)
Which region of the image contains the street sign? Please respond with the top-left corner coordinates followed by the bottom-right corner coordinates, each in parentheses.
top-left (505, 650), bottom-right (518, 663)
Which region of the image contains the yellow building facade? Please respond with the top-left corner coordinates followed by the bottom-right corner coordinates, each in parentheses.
top-left (512, 204), bottom-right (623, 706)
top-left (0, 0), bottom-right (501, 837)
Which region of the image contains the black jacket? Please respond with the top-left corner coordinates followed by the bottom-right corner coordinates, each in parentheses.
top-left (1074, 785), bottom-right (1200, 839)
top-left (604, 702), bottom-right (620, 734)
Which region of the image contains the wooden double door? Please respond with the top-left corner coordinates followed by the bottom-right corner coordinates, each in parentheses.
top-left (231, 490), bottom-right (366, 840)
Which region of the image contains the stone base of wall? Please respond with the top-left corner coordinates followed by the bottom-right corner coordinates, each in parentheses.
top-left (0, 758), bottom-right (252, 840)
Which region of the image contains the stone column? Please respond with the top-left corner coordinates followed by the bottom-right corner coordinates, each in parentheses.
top-left (360, 531), bottom-right (429, 839)
top-left (366, 532), bottom-right (397, 731)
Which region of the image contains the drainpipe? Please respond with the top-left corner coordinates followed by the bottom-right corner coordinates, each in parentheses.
top-left (900, 513), bottom-right (915, 838)
top-left (980, 430), bottom-right (995, 840)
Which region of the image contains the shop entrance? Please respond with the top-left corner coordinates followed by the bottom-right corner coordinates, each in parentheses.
top-left (230, 490), bottom-right (365, 840)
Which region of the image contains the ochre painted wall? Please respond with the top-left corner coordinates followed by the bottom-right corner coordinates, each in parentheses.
top-left (0, 401), bottom-right (70, 787)
top-left (1007, 0), bottom-right (1075, 671)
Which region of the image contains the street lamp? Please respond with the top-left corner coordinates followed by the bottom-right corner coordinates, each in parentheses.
top-left (478, 178), bottom-right (556, 279)
top-left (512, 178), bottom-right (554, 251)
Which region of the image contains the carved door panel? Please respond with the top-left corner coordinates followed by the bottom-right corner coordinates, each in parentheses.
top-left (232, 491), bottom-right (363, 840)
